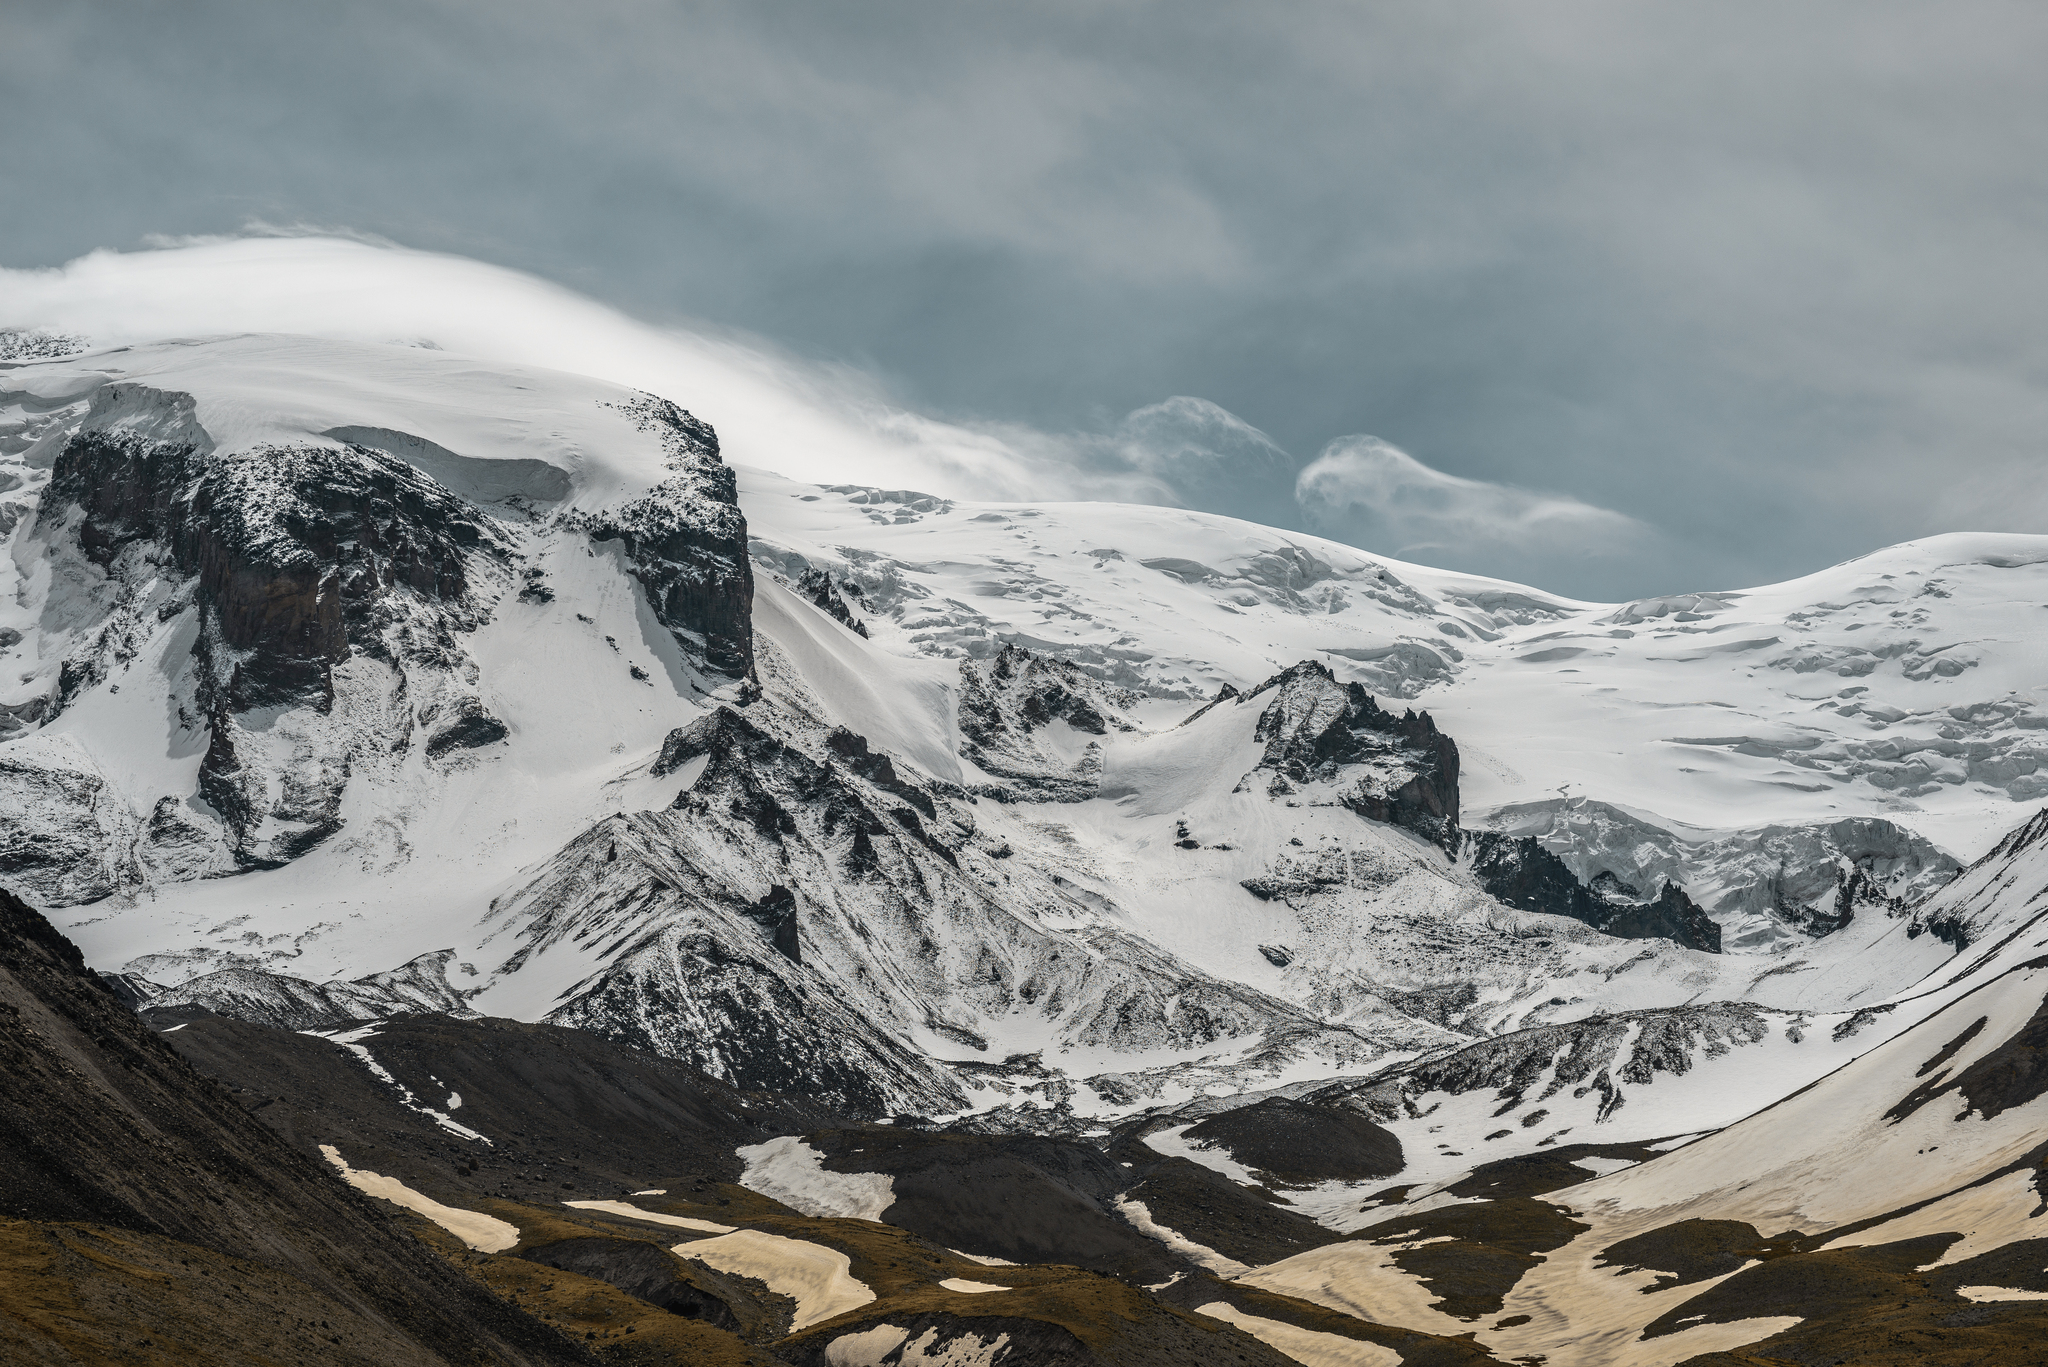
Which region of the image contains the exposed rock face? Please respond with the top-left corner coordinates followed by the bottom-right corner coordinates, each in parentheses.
top-left (1478, 798), bottom-right (1959, 950)
top-left (43, 404), bottom-right (501, 714)
top-left (796, 566), bottom-right (868, 637)
top-left (139, 949), bottom-right (481, 1032)
top-left (804, 1127), bottom-right (1184, 1277)
top-left (30, 386), bottom-right (517, 869)
top-left (491, 703), bottom-right (1386, 1118)
top-left (1467, 830), bottom-right (1722, 953)
top-left (957, 643), bottom-right (1138, 801)
top-left (8, 375), bottom-right (753, 891)
top-left (576, 394), bottom-right (753, 678)
top-left (1602, 881), bottom-right (1725, 951)
top-left (1243, 660), bottom-right (1461, 850)
top-left (0, 742), bottom-right (135, 903)
top-left (1322, 1001), bottom-right (1789, 1124)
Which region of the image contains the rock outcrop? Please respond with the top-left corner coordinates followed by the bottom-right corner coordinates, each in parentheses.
top-left (1477, 798), bottom-right (1959, 950)
top-left (797, 566), bottom-right (869, 637)
top-left (575, 394), bottom-right (753, 678)
top-left (957, 643), bottom-right (1138, 801)
top-left (1243, 660), bottom-right (1462, 851)
top-left (1467, 830), bottom-right (1722, 953)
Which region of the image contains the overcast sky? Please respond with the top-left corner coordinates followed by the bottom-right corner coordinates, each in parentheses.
top-left (6, 1), bottom-right (2048, 599)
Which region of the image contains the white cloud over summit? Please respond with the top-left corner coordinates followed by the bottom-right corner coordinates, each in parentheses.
top-left (1, 235), bottom-right (1646, 596)
top-left (0, 235), bottom-right (1071, 503)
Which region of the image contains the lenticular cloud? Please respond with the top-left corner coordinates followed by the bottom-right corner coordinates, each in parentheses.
top-left (1295, 434), bottom-right (1650, 581)
top-left (0, 234), bottom-right (1066, 502)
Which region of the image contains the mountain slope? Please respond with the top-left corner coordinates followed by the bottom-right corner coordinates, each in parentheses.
top-left (0, 884), bottom-right (587, 1366)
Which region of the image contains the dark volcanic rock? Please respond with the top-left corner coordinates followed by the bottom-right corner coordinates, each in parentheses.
top-left (1468, 830), bottom-right (1721, 952)
top-left (1350, 1197), bottom-right (1588, 1320)
top-left (746, 884), bottom-right (802, 964)
top-left (576, 394), bottom-right (753, 679)
top-left (37, 387), bottom-right (524, 866)
top-left (0, 884), bottom-right (585, 1366)
top-left (1885, 975), bottom-right (2048, 1125)
top-left (1181, 1096), bottom-right (1404, 1184)
top-left (796, 567), bottom-right (869, 637)
top-left (1243, 660), bottom-right (1461, 851)
top-left (1595, 1218), bottom-right (1795, 1292)
top-left (158, 1009), bottom-right (842, 1209)
top-left (807, 1128), bottom-right (1180, 1279)
top-left (1114, 1156), bottom-right (1346, 1267)
top-left (43, 400), bottom-right (502, 714)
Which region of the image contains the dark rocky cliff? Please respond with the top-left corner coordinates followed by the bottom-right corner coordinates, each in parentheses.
top-left (576, 394), bottom-right (754, 679)
top-left (1468, 830), bottom-right (1722, 953)
top-left (1244, 660), bottom-right (1462, 851)
top-left (43, 395), bottom-right (502, 716)
top-left (29, 382), bottom-right (753, 874)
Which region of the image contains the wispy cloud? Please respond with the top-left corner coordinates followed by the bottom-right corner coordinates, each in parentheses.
top-left (2, 235), bottom-right (1661, 595)
top-left (0, 235), bottom-right (1080, 501)
top-left (1295, 435), bottom-right (1650, 585)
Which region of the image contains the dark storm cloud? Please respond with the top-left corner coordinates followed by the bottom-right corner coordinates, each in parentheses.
top-left (5, 1), bottom-right (2048, 597)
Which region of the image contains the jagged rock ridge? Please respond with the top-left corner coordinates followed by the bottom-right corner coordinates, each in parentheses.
top-left (1239, 660), bottom-right (1461, 851)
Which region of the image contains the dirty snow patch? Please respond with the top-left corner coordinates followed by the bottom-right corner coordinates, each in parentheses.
top-left (319, 1144), bottom-right (516, 1252)
top-left (1115, 1195), bottom-right (1249, 1276)
top-left (563, 1199), bottom-right (733, 1233)
top-left (1958, 1285), bottom-right (2048, 1302)
top-left (1197, 1302), bottom-right (1399, 1367)
top-left (938, 1277), bottom-right (1008, 1294)
top-left (824, 1324), bottom-right (1013, 1366)
top-left (738, 1135), bottom-right (894, 1220)
top-left (1573, 1157), bottom-right (1640, 1176)
top-left (672, 1229), bottom-right (875, 1330)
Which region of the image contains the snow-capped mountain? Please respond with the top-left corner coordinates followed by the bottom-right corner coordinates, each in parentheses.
top-left (7, 332), bottom-right (2048, 1128)
top-left (13, 329), bottom-right (2048, 1363)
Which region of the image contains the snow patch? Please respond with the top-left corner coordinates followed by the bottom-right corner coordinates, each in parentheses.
top-left (562, 1199), bottom-right (733, 1234)
top-left (318, 1144), bottom-right (516, 1252)
top-left (1957, 1285), bottom-right (2048, 1302)
top-left (1114, 1195), bottom-right (1249, 1276)
top-left (1196, 1302), bottom-right (1399, 1367)
top-left (738, 1135), bottom-right (894, 1221)
top-left (671, 1229), bottom-right (875, 1330)
top-left (824, 1324), bottom-right (1015, 1366)
top-left (1572, 1157), bottom-right (1640, 1176)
